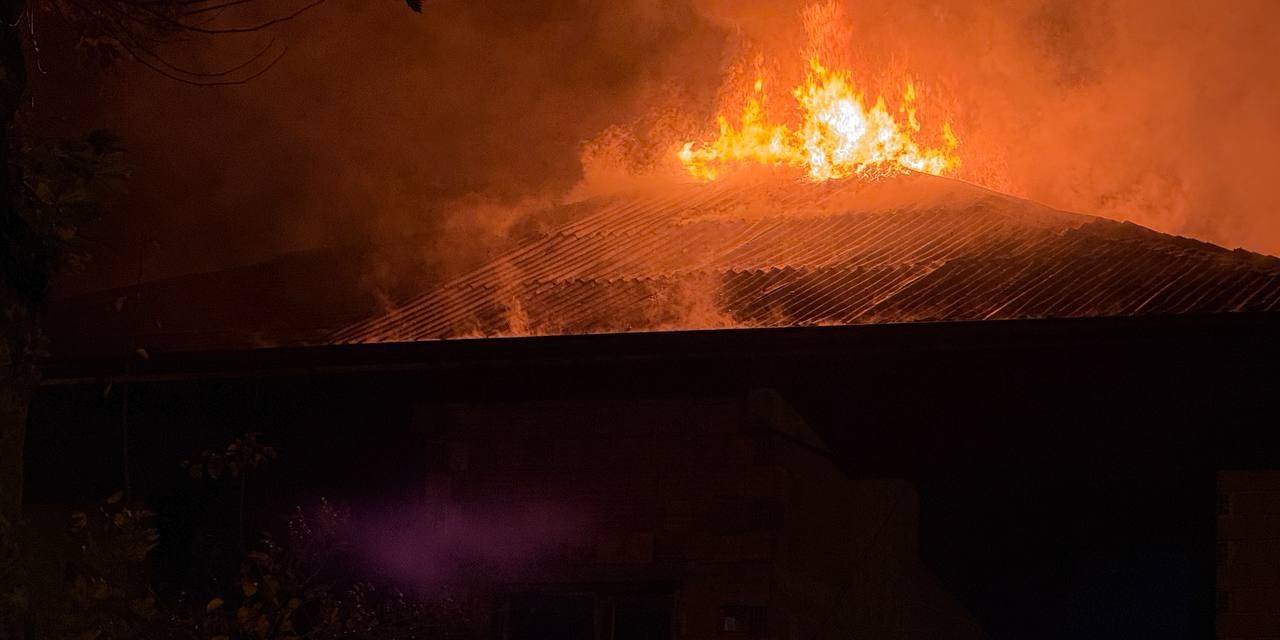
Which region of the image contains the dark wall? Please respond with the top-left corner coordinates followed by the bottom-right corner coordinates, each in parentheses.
top-left (27, 314), bottom-right (1280, 638)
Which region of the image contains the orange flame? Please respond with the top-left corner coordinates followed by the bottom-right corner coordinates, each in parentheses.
top-left (679, 30), bottom-right (959, 181)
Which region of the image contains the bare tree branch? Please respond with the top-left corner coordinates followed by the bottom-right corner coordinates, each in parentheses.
top-left (97, 0), bottom-right (328, 35)
top-left (139, 37), bottom-right (282, 78)
top-left (178, 0), bottom-right (261, 18)
top-left (51, 0), bottom-right (341, 84)
top-left (125, 41), bottom-right (288, 86)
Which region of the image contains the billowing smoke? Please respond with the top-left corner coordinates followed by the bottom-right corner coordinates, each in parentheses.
top-left (34, 0), bottom-right (727, 292)
top-left (674, 0), bottom-right (1280, 256)
top-left (33, 0), bottom-right (1280, 295)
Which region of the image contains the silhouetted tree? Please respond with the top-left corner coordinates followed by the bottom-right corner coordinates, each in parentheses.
top-left (0, 1), bottom-right (419, 635)
top-left (40, 494), bottom-right (477, 639)
top-left (37, 432), bottom-right (474, 639)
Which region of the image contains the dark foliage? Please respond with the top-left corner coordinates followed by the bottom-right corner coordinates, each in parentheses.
top-left (18, 130), bottom-right (128, 285)
top-left (39, 436), bottom-right (479, 639)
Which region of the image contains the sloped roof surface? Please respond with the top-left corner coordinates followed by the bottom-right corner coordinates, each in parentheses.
top-left (332, 173), bottom-right (1280, 344)
top-left (48, 245), bottom-right (408, 357)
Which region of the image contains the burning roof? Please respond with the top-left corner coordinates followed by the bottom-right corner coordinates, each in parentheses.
top-left (331, 172), bottom-right (1280, 345)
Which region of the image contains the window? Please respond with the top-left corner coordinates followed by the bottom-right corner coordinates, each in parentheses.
top-left (612, 594), bottom-right (673, 640)
top-left (505, 593), bottom-right (595, 640)
top-left (499, 590), bottom-right (673, 640)
top-left (720, 604), bottom-right (767, 636)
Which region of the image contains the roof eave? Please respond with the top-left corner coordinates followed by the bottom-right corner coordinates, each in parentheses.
top-left (39, 312), bottom-right (1280, 386)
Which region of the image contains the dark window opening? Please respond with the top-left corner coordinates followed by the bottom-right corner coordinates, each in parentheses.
top-left (612, 594), bottom-right (673, 640)
top-left (506, 593), bottom-right (595, 640)
top-left (499, 590), bottom-right (672, 640)
top-left (719, 604), bottom-right (767, 636)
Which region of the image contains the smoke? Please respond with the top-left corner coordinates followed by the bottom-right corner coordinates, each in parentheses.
top-left (351, 497), bottom-right (588, 591)
top-left (681, 0), bottom-right (1280, 254)
top-left (35, 0), bottom-right (1280, 296)
top-left (36, 0), bottom-right (727, 292)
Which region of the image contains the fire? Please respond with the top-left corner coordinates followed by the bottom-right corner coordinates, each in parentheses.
top-left (679, 39), bottom-right (959, 182)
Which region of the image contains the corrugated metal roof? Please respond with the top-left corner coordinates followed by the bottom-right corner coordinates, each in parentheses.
top-left (331, 173), bottom-right (1280, 344)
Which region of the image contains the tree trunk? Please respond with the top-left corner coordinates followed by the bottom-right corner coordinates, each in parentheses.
top-left (0, 0), bottom-right (32, 636)
top-left (0, 372), bottom-right (31, 640)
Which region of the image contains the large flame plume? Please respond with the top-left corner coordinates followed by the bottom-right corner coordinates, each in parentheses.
top-left (679, 3), bottom-right (959, 182)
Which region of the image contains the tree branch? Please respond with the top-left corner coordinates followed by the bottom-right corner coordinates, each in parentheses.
top-left (140, 37), bottom-right (282, 78)
top-left (98, 0), bottom-right (328, 35)
top-left (178, 0), bottom-right (262, 18)
top-left (126, 42), bottom-right (287, 86)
